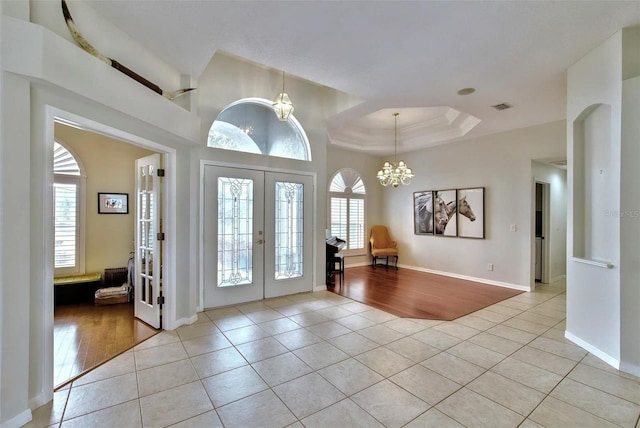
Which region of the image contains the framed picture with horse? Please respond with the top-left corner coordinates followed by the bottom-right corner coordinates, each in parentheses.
top-left (457, 187), bottom-right (485, 239)
top-left (413, 191), bottom-right (435, 234)
top-left (434, 189), bottom-right (458, 236)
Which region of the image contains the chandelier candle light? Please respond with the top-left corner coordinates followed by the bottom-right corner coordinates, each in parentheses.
top-left (273, 71), bottom-right (294, 121)
top-left (377, 112), bottom-right (414, 187)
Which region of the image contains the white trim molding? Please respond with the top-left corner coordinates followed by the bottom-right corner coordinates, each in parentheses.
top-left (400, 264), bottom-right (531, 291)
top-left (565, 330), bottom-right (620, 369)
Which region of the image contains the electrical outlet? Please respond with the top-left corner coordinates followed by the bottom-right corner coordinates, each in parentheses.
top-left (487, 263), bottom-right (494, 271)
top-left (510, 224), bottom-right (517, 232)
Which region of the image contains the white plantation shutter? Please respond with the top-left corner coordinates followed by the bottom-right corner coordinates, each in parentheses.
top-left (329, 169), bottom-right (366, 253)
top-left (53, 142), bottom-right (83, 274)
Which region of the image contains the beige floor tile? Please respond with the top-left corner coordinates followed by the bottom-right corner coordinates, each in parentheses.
top-left (390, 365), bottom-right (461, 405)
top-left (300, 398), bottom-right (384, 428)
top-left (63, 373), bottom-right (139, 420)
top-left (236, 337), bottom-right (289, 363)
top-left (357, 324), bottom-right (406, 345)
top-left (167, 410), bottom-right (222, 427)
top-left (201, 365), bottom-right (268, 408)
top-left (510, 345), bottom-right (577, 376)
top-left (453, 314), bottom-right (497, 331)
top-left (491, 357), bottom-right (562, 393)
top-left (286, 311), bottom-right (329, 327)
top-left (421, 352), bottom-right (486, 385)
top-left (410, 328), bottom-right (462, 350)
top-left (317, 358), bottom-right (384, 395)
top-left (314, 305), bottom-right (354, 320)
top-left (273, 372), bottom-right (345, 419)
top-left (486, 324), bottom-right (537, 345)
top-left (515, 311), bottom-right (559, 327)
top-left (24, 388), bottom-right (70, 428)
top-left (334, 313), bottom-right (377, 330)
top-left (251, 352), bottom-right (313, 387)
top-left (359, 308), bottom-right (398, 323)
top-left (181, 332), bottom-right (232, 357)
top-left (467, 371), bottom-right (545, 416)
top-left (528, 396), bottom-right (618, 428)
top-left (383, 318), bottom-right (428, 335)
top-left (496, 299), bottom-right (535, 311)
top-left (222, 324), bottom-right (270, 345)
top-left (212, 314), bottom-right (254, 332)
top-left (275, 303), bottom-right (311, 317)
top-left (293, 341), bottom-right (349, 370)
top-left (273, 328), bottom-right (323, 351)
top-left (404, 408), bottom-right (464, 427)
top-left (204, 306), bottom-right (242, 321)
top-left (341, 301), bottom-right (372, 314)
top-left (483, 304), bottom-right (522, 317)
top-left (529, 336), bottom-right (587, 361)
top-left (468, 332), bottom-right (523, 356)
top-left (446, 341), bottom-right (505, 369)
top-left (355, 346), bottom-right (414, 377)
top-left (190, 347), bottom-right (248, 379)
top-left (216, 389), bottom-right (297, 428)
top-left (60, 399), bottom-right (141, 428)
top-left (471, 309), bottom-right (513, 323)
top-left (245, 309), bottom-right (284, 324)
top-left (518, 419), bottom-right (545, 428)
top-left (352, 380), bottom-right (430, 428)
top-left (568, 363), bottom-right (640, 405)
top-left (139, 381), bottom-right (213, 428)
top-left (237, 300), bottom-right (275, 313)
top-left (134, 342), bottom-right (188, 371)
top-left (581, 354), bottom-right (640, 381)
top-left (436, 388), bottom-right (524, 428)
top-left (551, 378), bottom-right (640, 427)
top-left (306, 320), bottom-right (352, 339)
top-left (328, 332), bottom-right (379, 356)
top-left (433, 321), bottom-right (481, 340)
top-left (73, 351), bottom-right (135, 386)
top-left (137, 359), bottom-right (198, 397)
top-left (134, 330), bottom-right (180, 351)
top-left (384, 337), bottom-right (440, 362)
top-left (263, 296), bottom-right (297, 309)
top-left (501, 317), bottom-right (551, 335)
top-left (176, 321), bottom-right (220, 341)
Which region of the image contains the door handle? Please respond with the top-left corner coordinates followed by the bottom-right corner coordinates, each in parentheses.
top-left (256, 239), bottom-right (264, 244)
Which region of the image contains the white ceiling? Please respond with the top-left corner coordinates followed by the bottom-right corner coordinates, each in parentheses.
top-left (85, 1), bottom-right (640, 154)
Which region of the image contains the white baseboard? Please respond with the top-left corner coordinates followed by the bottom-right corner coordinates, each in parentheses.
top-left (344, 261), bottom-right (371, 268)
top-left (28, 391), bottom-right (49, 412)
top-left (314, 285), bottom-right (328, 292)
top-left (0, 409), bottom-right (32, 428)
top-left (400, 264), bottom-right (530, 291)
top-left (565, 330), bottom-right (620, 369)
top-left (171, 314), bottom-right (198, 330)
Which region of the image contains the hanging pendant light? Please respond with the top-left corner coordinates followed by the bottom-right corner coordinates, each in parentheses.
top-left (377, 112), bottom-right (414, 187)
top-left (273, 71), bottom-right (294, 121)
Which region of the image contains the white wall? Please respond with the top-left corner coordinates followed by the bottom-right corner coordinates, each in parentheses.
top-left (381, 121), bottom-right (566, 290)
top-left (566, 30), bottom-right (622, 367)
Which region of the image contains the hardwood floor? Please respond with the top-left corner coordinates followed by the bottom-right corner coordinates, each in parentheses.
top-left (54, 302), bottom-right (158, 389)
top-left (329, 265), bottom-right (523, 320)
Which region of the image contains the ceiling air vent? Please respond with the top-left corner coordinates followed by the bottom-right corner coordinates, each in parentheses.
top-left (492, 103), bottom-right (512, 111)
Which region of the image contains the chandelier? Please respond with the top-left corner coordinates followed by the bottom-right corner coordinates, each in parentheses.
top-left (377, 112), bottom-right (414, 187)
top-left (273, 71), bottom-right (294, 121)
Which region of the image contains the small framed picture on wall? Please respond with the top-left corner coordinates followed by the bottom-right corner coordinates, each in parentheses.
top-left (413, 191), bottom-right (435, 234)
top-left (457, 187), bottom-right (485, 239)
top-left (98, 192), bottom-right (129, 214)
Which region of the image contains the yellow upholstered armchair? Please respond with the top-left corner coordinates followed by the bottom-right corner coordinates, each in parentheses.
top-left (369, 225), bottom-right (399, 269)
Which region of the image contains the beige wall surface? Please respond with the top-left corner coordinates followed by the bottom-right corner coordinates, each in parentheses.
top-left (55, 123), bottom-right (155, 276)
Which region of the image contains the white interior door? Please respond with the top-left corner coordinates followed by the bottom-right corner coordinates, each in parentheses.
top-left (264, 172), bottom-right (314, 298)
top-left (135, 154), bottom-right (162, 329)
top-left (203, 166), bottom-right (265, 307)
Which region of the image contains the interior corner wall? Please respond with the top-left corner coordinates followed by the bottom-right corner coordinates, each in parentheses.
top-left (532, 161), bottom-right (567, 282)
top-left (566, 31), bottom-right (622, 366)
top-left (378, 121), bottom-right (565, 290)
top-left (326, 145), bottom-right (384, 266)
top-left (54, 124), bottom-right (154, 276)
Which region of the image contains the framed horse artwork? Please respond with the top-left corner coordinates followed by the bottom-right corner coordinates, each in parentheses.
top-left (457, 187), bottom-right (485, 239)
top-left (413, 191), bottom-right (435, 234)
top-left (434, 189), bottom-right (458, 236)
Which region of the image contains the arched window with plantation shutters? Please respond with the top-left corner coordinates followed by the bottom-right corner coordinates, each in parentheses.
top-left (328, 168), bottom-right (366, 253)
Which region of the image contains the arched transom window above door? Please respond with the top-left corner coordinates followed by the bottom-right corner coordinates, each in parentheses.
top-left (207, 98), bottom-right (311, 161)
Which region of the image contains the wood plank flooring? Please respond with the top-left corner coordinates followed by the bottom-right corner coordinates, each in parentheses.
top-left (329, 265), bottom-right (523, 320)
top-left (54, 302), bottom-right (158, 389)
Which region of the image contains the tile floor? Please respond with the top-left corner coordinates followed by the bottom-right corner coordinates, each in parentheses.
top-left (26, 279), bottom-right (640, 428)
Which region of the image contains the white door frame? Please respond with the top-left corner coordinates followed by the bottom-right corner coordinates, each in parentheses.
top-left (198, 160), bottom-right (317, 312)
top-left (43, 106), bottom-right (178, 394)
top-left (531, 178), bottom-right (551, 287)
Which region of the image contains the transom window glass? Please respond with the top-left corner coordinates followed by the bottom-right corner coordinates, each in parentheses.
top-left (329, 169), bottom-right (366, 251)
top-left (208, 98), bottom-right (311, 161)
top-left (53, 142), bottom-right (84, 274)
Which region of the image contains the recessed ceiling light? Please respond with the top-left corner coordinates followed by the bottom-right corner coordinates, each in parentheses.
top-left (492, 103), bottom-right (512, 111)
top-left (457, 88), bottom-right (476, 96)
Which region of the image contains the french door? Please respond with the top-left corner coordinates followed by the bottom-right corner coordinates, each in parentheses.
top-left (135, 154), bottom-right (162, 328)
top-left (203, 165), bottom-right (313, 308)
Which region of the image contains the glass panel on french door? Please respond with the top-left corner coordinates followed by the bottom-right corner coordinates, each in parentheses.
top-left (139, 164), bottom-right (155, 305)
top-left (218, 177), bottom-right (254, 287)
top-left (274, 181), bottom-right (304, 280)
